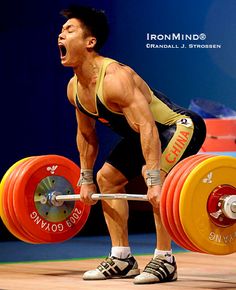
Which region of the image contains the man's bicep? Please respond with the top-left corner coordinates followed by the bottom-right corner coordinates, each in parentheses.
top-left (122, 94), bottom-right (155, 132)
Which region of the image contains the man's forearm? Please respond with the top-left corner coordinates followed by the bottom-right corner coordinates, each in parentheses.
top-left (140, 125), bottom-right (162, 187)
top-left (77, 130), bottom-right (99, 169)
top-left (140, 124), bottom-right (161, 170)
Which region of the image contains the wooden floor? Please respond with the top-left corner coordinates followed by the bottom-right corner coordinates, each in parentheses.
top-left (0, 252), bottom-right (235, 290)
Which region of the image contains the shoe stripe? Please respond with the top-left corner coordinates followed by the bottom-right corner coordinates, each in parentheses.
top-left (95, 256), bottom-right (138, 278)
top-left (146, 265), bottom-right (167, 278)
top-left (144, 268), bottom-right (164, 280)
top-left (102, 271), bottom-right (110, 278)
top-left (142, 258), bottom-right (177, 281)
top-left (108, 268), bottom-right (117, 276)
top-left (159, 267), bottom-right (168, 278)
top-left (114, 265), bottom-right (121, 273)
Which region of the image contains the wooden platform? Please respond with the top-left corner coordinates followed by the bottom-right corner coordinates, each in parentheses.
top-left (0, 252), bottom-right (235, 289)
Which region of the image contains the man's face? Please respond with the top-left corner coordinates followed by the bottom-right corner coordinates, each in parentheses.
top-left (58, 18), bottom-right (88, 67)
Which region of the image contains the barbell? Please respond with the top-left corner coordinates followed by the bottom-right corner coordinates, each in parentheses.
top-left (0, 154), bottom-right (235, 255)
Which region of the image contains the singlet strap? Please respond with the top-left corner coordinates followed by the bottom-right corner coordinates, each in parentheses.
top-left (96, 58), bottom-right (117, 97)
top-left (96, 58), bottom-right (119, 109)
top-left (72, 75), bottom-right (77, 105)
top-left (74, 58), bottom-right (118, 116)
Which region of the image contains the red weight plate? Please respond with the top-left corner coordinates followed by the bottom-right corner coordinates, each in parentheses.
top-left (13, 155), bottom-right (90, 243)
top-left (170, 154), bottom-right (212, 252)
top-left (7, 157), bottom-right (44, 243)
top-left (160, 157), bottom-right (189, 249)
top-left (166, 161), bottom-right (199, 251)
top-left (0, 158), bottom-right (39, 243)
top-left (172, 154), bottom-right (214, 252)
top-left (160, 155), bottom-right (198, 250)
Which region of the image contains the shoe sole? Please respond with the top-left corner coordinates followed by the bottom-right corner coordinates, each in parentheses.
top-left (134, 272), bottom-right (178, 284)
top-left (83, 268), bottom-right (140, 280)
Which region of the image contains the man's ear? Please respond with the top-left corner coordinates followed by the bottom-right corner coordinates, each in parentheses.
top-left (87, 37), bottom-right (97, 49)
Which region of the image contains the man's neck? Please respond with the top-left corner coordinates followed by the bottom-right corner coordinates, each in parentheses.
top-left (74, 54), bottom-right (103, 88)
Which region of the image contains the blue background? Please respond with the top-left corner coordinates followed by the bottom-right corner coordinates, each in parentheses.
top-left (0, 0), bottom-right (236, 239)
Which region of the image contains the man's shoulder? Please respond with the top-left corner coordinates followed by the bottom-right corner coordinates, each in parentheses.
top-left (67, 75), bottom-right (77, 105)
top-left (68, 75), bottom-right (76, 84)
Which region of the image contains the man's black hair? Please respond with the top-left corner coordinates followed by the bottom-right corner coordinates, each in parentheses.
top-left (61, 5), bottom-right (109, 52)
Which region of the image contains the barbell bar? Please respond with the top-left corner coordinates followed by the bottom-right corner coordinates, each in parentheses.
top-left (52, 193), bottom-right (149, 202)
top-left (39, 192), bottom-right (148, 207)
top-left (0, 153), bottom-right (236, 254)
top-left (44, 192), bottom-right (236, 221)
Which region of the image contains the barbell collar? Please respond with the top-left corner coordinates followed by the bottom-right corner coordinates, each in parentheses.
top-left (231, 202), bottom-right (236, 213)
top-left (221, 196), bottom-right (236, 220)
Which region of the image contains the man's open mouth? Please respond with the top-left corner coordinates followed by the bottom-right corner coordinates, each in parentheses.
top-left (59, 44), bottom-right (67, 58)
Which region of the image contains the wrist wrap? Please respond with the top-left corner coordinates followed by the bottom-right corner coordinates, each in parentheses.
top-left (145, 169), bottom-right (161, 186)
top-left (78, 169), bottom-right (94, 185)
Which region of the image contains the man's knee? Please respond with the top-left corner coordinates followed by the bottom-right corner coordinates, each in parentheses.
top-left (96, 168), bottom-right (108, 188)
top-left (97, 164), bottom-right (128, 190)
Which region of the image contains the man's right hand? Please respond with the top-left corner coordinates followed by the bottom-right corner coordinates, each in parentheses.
top-left (78, 183), bottom-right (98, 205)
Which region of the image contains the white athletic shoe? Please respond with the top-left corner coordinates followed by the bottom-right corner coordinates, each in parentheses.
top-left (83, 254), bottom-right (140, 280)
top-left (134, 255), bottom-right (177, 284)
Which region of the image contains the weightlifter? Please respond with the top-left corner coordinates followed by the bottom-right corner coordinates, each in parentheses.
top-left (58, 5), bottom-right (206, 284)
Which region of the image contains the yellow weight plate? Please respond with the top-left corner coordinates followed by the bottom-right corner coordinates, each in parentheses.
top-left (0, 158), bottom-right (30, 218)
top-left (0, 158), bottom-right (32, 242)
top-left (179, 156), bottom-right (236, 255)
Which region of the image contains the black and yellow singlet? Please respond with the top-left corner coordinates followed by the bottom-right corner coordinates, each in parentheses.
top-left (73, 58), bottom-right (206, 177)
